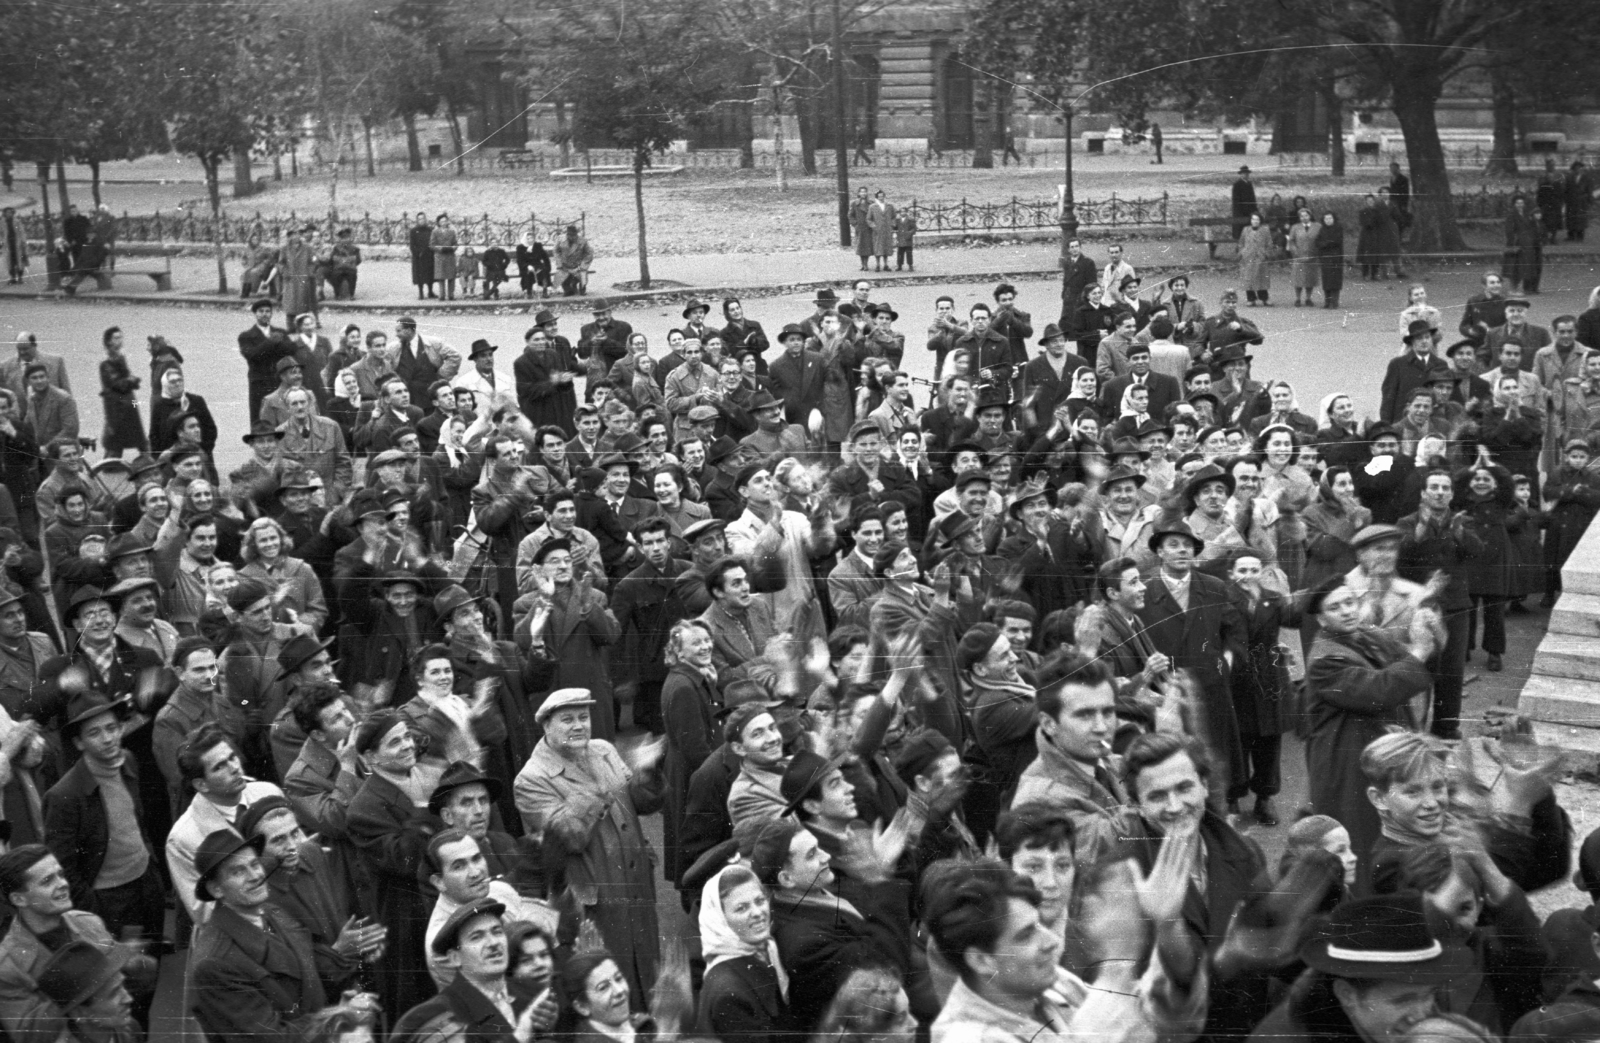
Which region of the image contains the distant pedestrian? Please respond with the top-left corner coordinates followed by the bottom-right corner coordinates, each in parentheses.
top-left (1239, 213), bottom-right (1273, 306)
top-left (1537, 158), bottom-right (1565, 244)
top-left (516, 232), bottom-right (551, 299)
top-left (408, 212), bottom-right (435, 300)
top-left (850, 188), bottom-right (873, 271)
top-left (430, 214), bottom-right (459, 301)
top-left (278, 227), bottom-right (318, 327)
top-left (327, 229), bottom-right (361, 300)
top-left (99, 327), bottom-right (146, 458)
top-left (1, 206), bottom-right (26, 284)
top-left (1316, 211), bottom-right (1345, 309)
top-left (868, 190), bottom-right (896, 271)
top-left (1231, 165), bottom-right (1257, 240)
top-left (554, 224), bottom-right (592, 296)
top-left (1567, 160), bottom-right (1594, 241)
top-left (1150, 122), bottom-right (1164, 164)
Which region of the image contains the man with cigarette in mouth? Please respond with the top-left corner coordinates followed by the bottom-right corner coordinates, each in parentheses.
top-left (1008, 652), bottom-right (1129, 867)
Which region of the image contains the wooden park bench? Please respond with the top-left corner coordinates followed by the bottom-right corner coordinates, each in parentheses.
top-left (497, 150), bottom-right (539, 169)
top-left (88, 245), bottom-right (179, 292)
top-left (1190, 216), bottom-right (1238, 259)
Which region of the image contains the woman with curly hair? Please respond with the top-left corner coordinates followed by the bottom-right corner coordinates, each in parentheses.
top-left (238, 515), bottom-right (328, 632)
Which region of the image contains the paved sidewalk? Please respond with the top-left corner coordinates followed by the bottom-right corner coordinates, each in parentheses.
top-left (3, 222), bottom-right (1595, 313)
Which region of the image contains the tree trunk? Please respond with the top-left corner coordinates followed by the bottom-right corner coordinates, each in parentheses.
top-left (772, 81), bottom-right (788, 192)
top-left (1324, 82), bottom-right (1345, 178)
top-left (232, 151), bottom-right (254, 199)
top-left (1390, 69), bottom-right (1469, 253)
top-left (739, 99), bottom-right (755, 169)
top-left (555, 100), bottom-right (571, 166)
top-left (634, 152), bottom-right (650, 290)
top-left (1486, 67), bottom-right (1518, 176)
top-left (798, 90), bottom-right (818, 176)
top-left (54, 156), bottom-right (69, 214)
top-left (403, 111), bottom-right (423, 172)
top-left (363, 120), bottom-right (376, 176)
top-left (203, 156), bottom-right (229, 294)
top-left (445, 97), bottom-right (466, 176)
top-left (273, 149), bottom-right (284, 181)
top-left (88, 160), bottom-right (102, 206)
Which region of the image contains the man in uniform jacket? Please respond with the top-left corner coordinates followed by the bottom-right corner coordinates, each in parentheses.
top-left (188, 830), bottom-right (327, 1042)
top-left (767, 325), bottom-right (827, 428)
top-left (1136, 520), bottom-right (1246, 801)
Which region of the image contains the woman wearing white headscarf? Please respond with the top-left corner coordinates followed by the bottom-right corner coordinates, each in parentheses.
top-left (695, 863), bottom-right (791, 1043)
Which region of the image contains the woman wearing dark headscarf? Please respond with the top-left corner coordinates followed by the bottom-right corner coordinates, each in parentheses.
top-left (1315, 211), bottom-right (1345, 309)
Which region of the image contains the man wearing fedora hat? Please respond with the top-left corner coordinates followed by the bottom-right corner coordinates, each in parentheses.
top-left (1380, 319), bottom-right (1450, 422)
top-left (42, 691), bottom-right (165, 944)
top-left (578, 299), bottom-right (634, 381)
top-left (739, 388), bottom-right (808, 461)
top-left (25, 936), bottom-right (143, 1042)
top-left (258, 355), bottom-right (320, 430)
top-left (188, 828), bottom-right (329, 1040)
top-left (1252, 892), bottom-right (1473, 1042)
top-left (767, 324), bottom-right (827, 435)
top-left (1137, 518), bottom-right (1246, 798)
top-left (0, 843), bottom-right (157, 1043)
top-left (451, 338), bottom-right (515, 414)
top-left (1019, 323), bottom-right (1090, 423)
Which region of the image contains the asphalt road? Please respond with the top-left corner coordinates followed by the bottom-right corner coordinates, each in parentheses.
top-left (4, 256), bottom-right (1597, 475)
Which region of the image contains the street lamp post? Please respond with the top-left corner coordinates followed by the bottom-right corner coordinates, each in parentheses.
top-left (1058, 106), bottom-right (1078, 261)
top-left (36, 162), bottom-right (59, 291)
top-left (832, 0), bottom-right (851, 248)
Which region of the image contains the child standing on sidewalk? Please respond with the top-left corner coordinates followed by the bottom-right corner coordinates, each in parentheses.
top-left (894, 209), bottom-right (918, 271)
top-left (459, 244), bottom-right (480, 297)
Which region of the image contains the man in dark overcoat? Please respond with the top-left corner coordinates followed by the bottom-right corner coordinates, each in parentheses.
top-left (1136, 520), bottom-right (1244, 802)
top-left (514, 324), bottom-right (583, 437)
top-left (1231, 165), bottom-right (1257, 239)
top-left (1303, 575), bottom-right (1436, 882)
top-left (766, 325), bottom-right (826, 429)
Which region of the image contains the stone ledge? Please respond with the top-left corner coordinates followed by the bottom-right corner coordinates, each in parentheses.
top-left (1550, 592), bottom-right (1600, 637)
top-left (1518, 513), bottom-right (1600, 760)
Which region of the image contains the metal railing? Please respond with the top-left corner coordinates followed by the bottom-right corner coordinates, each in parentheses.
top-left (15, 209), bottom-right (586, 247)
top-left (904, 192), bottom-right (1171, 233)
top-left (1278, 145), bottom-right (1600, 170)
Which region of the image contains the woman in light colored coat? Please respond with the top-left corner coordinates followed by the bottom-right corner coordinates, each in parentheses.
top-left (237, 516), bottom-right (328, 632)
top-left (868, 190), bottom-right (896, 268)
top-left (1238, 212), bottom-right (1274, 306)
top-left (1286, 208), bottom-right (1320, 306)
top-left (429, 213), bottom-right (459, 300)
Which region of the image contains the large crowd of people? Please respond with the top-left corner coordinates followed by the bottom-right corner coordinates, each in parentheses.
top-left (1, 251), bottom-right (1600, 1043)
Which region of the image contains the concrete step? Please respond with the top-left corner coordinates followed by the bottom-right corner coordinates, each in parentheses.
top-left (1519, 674), bottom-right (1600, 727)
top-left (1549, 593), bottom-right (1600, 638)
top-left (1562, 538), bottom-right (1600, 596)
top-left (1532, 720), bottom-right (1600, 756)
top-left (1530, 632), bottom-right (1600, 682)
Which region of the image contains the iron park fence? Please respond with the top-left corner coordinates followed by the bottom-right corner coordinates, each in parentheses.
top-left (15, 210), bottom-right (586, 248)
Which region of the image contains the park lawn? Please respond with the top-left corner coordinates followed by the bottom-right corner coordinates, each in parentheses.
top-left (173, 160), bottom-right (1347, 257)
top-left (66, 151), bottom-right (1526, 257)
